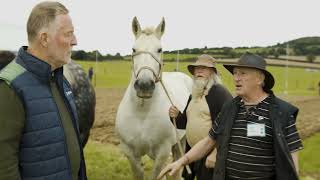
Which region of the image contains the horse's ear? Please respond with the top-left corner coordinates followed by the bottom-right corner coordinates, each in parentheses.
top-left (155, 17), bottom-right (165, 39)
top-left (132, 17), bottom-right (142, 38)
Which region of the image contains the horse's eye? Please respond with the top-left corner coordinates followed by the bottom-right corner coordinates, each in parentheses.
top-left (132, 48), bottom-right (136, 53)
top-left (158, 48), bottom-right (162, 53)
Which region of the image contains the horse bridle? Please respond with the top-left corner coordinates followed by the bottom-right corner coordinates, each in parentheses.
top-left (131, 51), bottom-right (163, 83)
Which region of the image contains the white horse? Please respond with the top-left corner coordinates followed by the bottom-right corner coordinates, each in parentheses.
top-left (115, 17), bottom-right (193, 180)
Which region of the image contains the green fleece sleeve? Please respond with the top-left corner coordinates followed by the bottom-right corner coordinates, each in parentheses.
top-left (0, 82), bottom-right (24, 180)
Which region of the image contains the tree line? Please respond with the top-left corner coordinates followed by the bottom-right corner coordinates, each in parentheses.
top-left (71, 36), bottom-right (320, 63)
top-left (71, 50), bottom-right (124, 61)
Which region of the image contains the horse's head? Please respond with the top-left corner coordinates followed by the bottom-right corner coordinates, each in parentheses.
top-left (131, 17), bottom-right (165, 99)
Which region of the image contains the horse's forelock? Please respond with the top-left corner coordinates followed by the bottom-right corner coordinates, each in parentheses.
top-left (141, 27), bottom-right (155, 36)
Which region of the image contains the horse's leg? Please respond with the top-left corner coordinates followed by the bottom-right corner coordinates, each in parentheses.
top-left (171, 131), bottom-right (187, 180)
top-left (127, 155), bottom-right (144, 180)
top-left (149, 144), bottom-right (172, 180)
top-left (120, 142), bottom-right (144, 180)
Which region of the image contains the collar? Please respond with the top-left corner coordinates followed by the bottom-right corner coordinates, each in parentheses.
top-left (16, 46), bottom-right (64, 82)
top-left (239, 95), bottom-right (271, 108)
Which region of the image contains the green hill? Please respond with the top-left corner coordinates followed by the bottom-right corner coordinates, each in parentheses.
top-left (278, 37), bottom-right (320, 47)
top-left (274, 36), bottom-right (320, 56)
top-left (71, 37), bottom-right (320, 61)
top-left (162, 36), bottom-right (320, 61)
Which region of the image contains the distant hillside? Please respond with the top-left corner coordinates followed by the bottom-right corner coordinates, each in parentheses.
top-left (273, 36), bottom-right (320, 55)
top-left (162, 36), bottom-right (320, 61)
top-left (277, 36), bottom-right (320, 47)
top-left (68, 36), bottom-right (320, 62)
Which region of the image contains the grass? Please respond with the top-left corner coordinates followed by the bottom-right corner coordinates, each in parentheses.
top-left (77, 60), bottom-right (320, 96)
top-left (300, 133), bottom-right (320, 178)
top-left (78, 61), bottom-right (131, 88)
top-left (84, 141), bottom-right (153, 180)
top-left (84, 133), bottom-right (320, 180)
top-left (163, 53), bottom-right (200, 61)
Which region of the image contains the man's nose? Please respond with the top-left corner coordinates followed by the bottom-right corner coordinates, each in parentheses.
top-left (195, 69), bottom-right (203, 75)
top-left (71, 34), bottom-right (77, 46)
top-left (234, 74), bottom-right (240, 81)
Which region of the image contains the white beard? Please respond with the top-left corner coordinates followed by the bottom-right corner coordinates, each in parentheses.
top-left (191, 77), bottom-right (215, 99)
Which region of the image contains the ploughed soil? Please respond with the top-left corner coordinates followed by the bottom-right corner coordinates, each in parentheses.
top-left (90, 88), bottom-right (320, 145)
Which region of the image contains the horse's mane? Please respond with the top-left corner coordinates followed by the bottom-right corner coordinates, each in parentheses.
top-left (0, 51), bottom-right (15, 63)
top-left (141, 27), bottom-right (155, 36)
top-left (0, 51), bottom-right (15, 69)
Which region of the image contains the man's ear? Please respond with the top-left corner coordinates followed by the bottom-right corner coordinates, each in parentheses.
top-left (39, 32), bottom-right (49, 48)
top-left (258, 72), bottom-right (265, 86)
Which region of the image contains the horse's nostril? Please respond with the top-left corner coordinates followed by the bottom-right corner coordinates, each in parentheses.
top-left (134, 80), bottom-right (139, 90)
top-left (149, 80), bottom-right (155, 90)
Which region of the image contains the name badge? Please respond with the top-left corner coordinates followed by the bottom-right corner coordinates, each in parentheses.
top-left (247, 123), bottom-right (266, 137)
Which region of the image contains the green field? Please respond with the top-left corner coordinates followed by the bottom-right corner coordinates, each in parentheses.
top-left (84, 133), bottom-right (320, 180)
top-left (163, 53), bottom-right (200, 61)
top-left (204, 47), bottom-right (267, 54)
top-left (77, 60), bottom-right (320, 96)
top-left (300, 133), bottom-right (320, 179)
top-left (161, 53), bottom-right (230, 60)
top-left (78, 60), bottom-right (320, 179)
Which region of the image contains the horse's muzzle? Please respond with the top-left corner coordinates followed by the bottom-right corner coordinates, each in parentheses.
top-left (134, 79), bottom-right (155, 98)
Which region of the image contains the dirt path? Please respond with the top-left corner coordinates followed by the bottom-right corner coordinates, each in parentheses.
top-left (282, 96), bottom-right (320, 139)
top-left (89, 88), bottom-right (320, 145)
top-left (89, 88), bottom-right (125, 145)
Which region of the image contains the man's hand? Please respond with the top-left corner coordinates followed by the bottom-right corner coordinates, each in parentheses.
top-left (169, 106), bottom-right (179, 118)
top-left (205, 149), bottom-right (217, 168)
top-left (157, 156), bottom-right (186, 180)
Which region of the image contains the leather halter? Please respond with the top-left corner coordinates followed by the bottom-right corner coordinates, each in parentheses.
top-left (131, 51), bottom-right (163, 83)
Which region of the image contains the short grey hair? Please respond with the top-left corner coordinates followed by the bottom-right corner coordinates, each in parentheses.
top-left (27, 1), bottom-right (69, 43)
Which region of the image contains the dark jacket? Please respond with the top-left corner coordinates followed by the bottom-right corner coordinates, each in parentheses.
top-left (0, 47), bottom-right (87, 180)
top-left (213, 94), bottom-right (299, 180)
top-left (174, 84), bottom-right (232, 180)
top-left (175, 84), bottom-right (233, 129)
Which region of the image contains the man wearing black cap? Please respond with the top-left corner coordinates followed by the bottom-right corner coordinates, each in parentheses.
top-left (158, 52), bottom-right (303, 180)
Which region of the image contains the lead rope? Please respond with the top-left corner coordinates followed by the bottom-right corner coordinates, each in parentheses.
top-left (159, 79), bottom-right (192, 174)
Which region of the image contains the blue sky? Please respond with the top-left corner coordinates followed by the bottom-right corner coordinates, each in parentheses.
top-left (0, 0), bottom-right (319, 55)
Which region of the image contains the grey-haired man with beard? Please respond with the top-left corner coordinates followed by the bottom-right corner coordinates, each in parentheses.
top-left (169, 54), bottom-right (232, 180)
